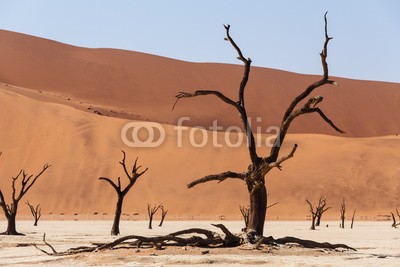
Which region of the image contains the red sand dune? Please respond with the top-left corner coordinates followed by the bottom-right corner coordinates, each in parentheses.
top-left (0, 30), bottom-right (400, 137)
top-left (0, 30), bottom-right (399, 220)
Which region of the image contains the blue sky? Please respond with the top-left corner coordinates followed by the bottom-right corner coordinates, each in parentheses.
top-left (0, 1), bottom-right (399, 83)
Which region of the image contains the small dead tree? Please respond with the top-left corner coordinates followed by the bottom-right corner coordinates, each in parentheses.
top-left (315, 197), bottom-right (331, 226)
top-left (147, 203), bottom-right (161, 229)
top-left (350, 210), bottom-right (356, 229)
top-left (306, 199), bottom-right (318, 230)
top-left (340, 198), bottom-right (346, 229)
top-left (26, 201), bottom-right (42, 226)
top-left (240, 197), bottom-right (278, 231)
top-left (0, 162), bottom-right (50, 235)
top-left (391, 208), bottom-right (400, 228)
top-left (99, 150), bottom-right (148, 235)
top-left (239, 205), bottom-right (250, 231)
top-left (173, 13), bottom-right (344, 239)
top-left (158, 205), bottom-right (168, 227)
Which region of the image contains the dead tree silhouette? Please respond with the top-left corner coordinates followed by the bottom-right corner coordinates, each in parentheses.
top-left (315, 197), bottom-right (330, 226)
top-left (173, 12), bottom-right (344, 240)
top-left (0, 158), bottom-right (50, 235)
top-left (340, 198), bottom-right (345, 229)
top-left (147, 203), bottom-right (161, 229)
top-left (306, 199), bottom-right (318, 230)
top-left (158, 205), bottom-right (168, 227)
top-left (99, 150), bottom-right (148, 235)
top-left (391, 208), bottom-right (400, 228)
top-left (350, 210), bottom-right (356, 229)
top-left (26, 201), bottom-right (42, 226)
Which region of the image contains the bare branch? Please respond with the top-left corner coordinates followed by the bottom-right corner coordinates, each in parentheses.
top-left (16, 164), bottom-right (50, 201)
top-left (173, 90), bottom-right (237, 111)
top-left (223, 24), bottom-right (252, 106)
top-left (269, 144), bottom-right (298, 170)
top-left (187, 171), bottom-right (246, 188)
top-left (266, 201), bottom-right (279, 210)
top-left (270, 13), bottom-right (342, 162)
top-left (282, 12), bottom-right (334, 124)
top-left (119, 150), bottom-right (132, 179)
top-left (271, 94), bottom-right (343, 161)
top-left (306, 108), bottom-right (345, 133)
top-left (99, 177), bottom-right (120, 194)
top-left (172, 26), bottom-right (260, 165)
top-left (306, 199), bottom-right (316, 215)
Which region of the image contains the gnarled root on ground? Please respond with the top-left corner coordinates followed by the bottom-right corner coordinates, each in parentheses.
top-left (33, 224), bottom-right (356, 256)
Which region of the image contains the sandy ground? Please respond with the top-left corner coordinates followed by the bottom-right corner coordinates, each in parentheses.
top-left (1, 84), bottom-right (400, 219)
top-left (0, 220), bottom-right (399, 266)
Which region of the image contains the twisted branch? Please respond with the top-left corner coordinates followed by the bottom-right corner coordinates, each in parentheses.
top-left (187, 171), bottom-right (246, 188)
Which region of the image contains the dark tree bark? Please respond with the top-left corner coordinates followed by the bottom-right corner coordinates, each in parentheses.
top-left (99, 150), bottom-right (148, 235)
top-left (147, 203), bottom-right (161, 229)
top-left (350, 210), bottom-right (356, 229)
top-left (315, 197), bottom-right (330, 226)
top-left (174, 13), bottom-right (344, 240)
top-left (158, 205), bottom-right (168, 227)
top-left (340, 198), bottom-right (346, 229)
top-left (0, 160), bottom-right (50, 235)
top-left (34, 224), bottom-right (356, 256)
top-left (26, 201), bottom-right (42, 226)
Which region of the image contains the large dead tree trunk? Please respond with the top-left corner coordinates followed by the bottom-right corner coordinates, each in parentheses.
top-left (0, 158), bottom-right (50, 235)
top-left (26, 201), bottom-right (42, 226)
top-left (240, 197), bottom-right (278, 232)
top-left (99, 150), bottom-right (148, 235)
top-left (248, 183), bottom-right (267, 235)
top-left (174, 13), bottom-right (344, 240)
top-left (111, 196), bottom-right (123, 235)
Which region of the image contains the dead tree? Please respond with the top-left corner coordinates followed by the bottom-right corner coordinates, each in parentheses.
top-left (340, 198), bottom-right (346, 229)
top-left (147, 203), bottom-right (161, 229)
top-left (99, 150), bottom-right (148, 235)
top-left (391, 208), bottom-right (400, 228)
top-left (158, 205), bottom-right (168, 227)
top-left (0, 163), bottom-right (50, 235)
top-left (173, 13), bottom-right (344, 239)
top-left (350, 210), bottom-right (356, 229)
top-left (240, 198), bottom-right (278, 231)
top-left (315, 197), bottom-right (330, 226)
top-left (306, 199), bottom-right (318, 230)
top-left (239, 205), bottom-right (250, 231)
top-left (26, 201), bottom-right (42, 226)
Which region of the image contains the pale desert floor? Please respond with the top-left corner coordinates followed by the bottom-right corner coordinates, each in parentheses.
top-left (0, 220), bottom-right (399, 266)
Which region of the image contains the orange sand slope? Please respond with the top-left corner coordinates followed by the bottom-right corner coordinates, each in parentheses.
top-left (0, 85), bottom-right (399, 220)
top-left (1, 30), bottom-right (400, 137)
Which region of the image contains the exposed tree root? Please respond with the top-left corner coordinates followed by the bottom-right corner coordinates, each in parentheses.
top-left (33, 224), bottom-right (356, 256)
top-left (263, 236), bottom-right (357, 251)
